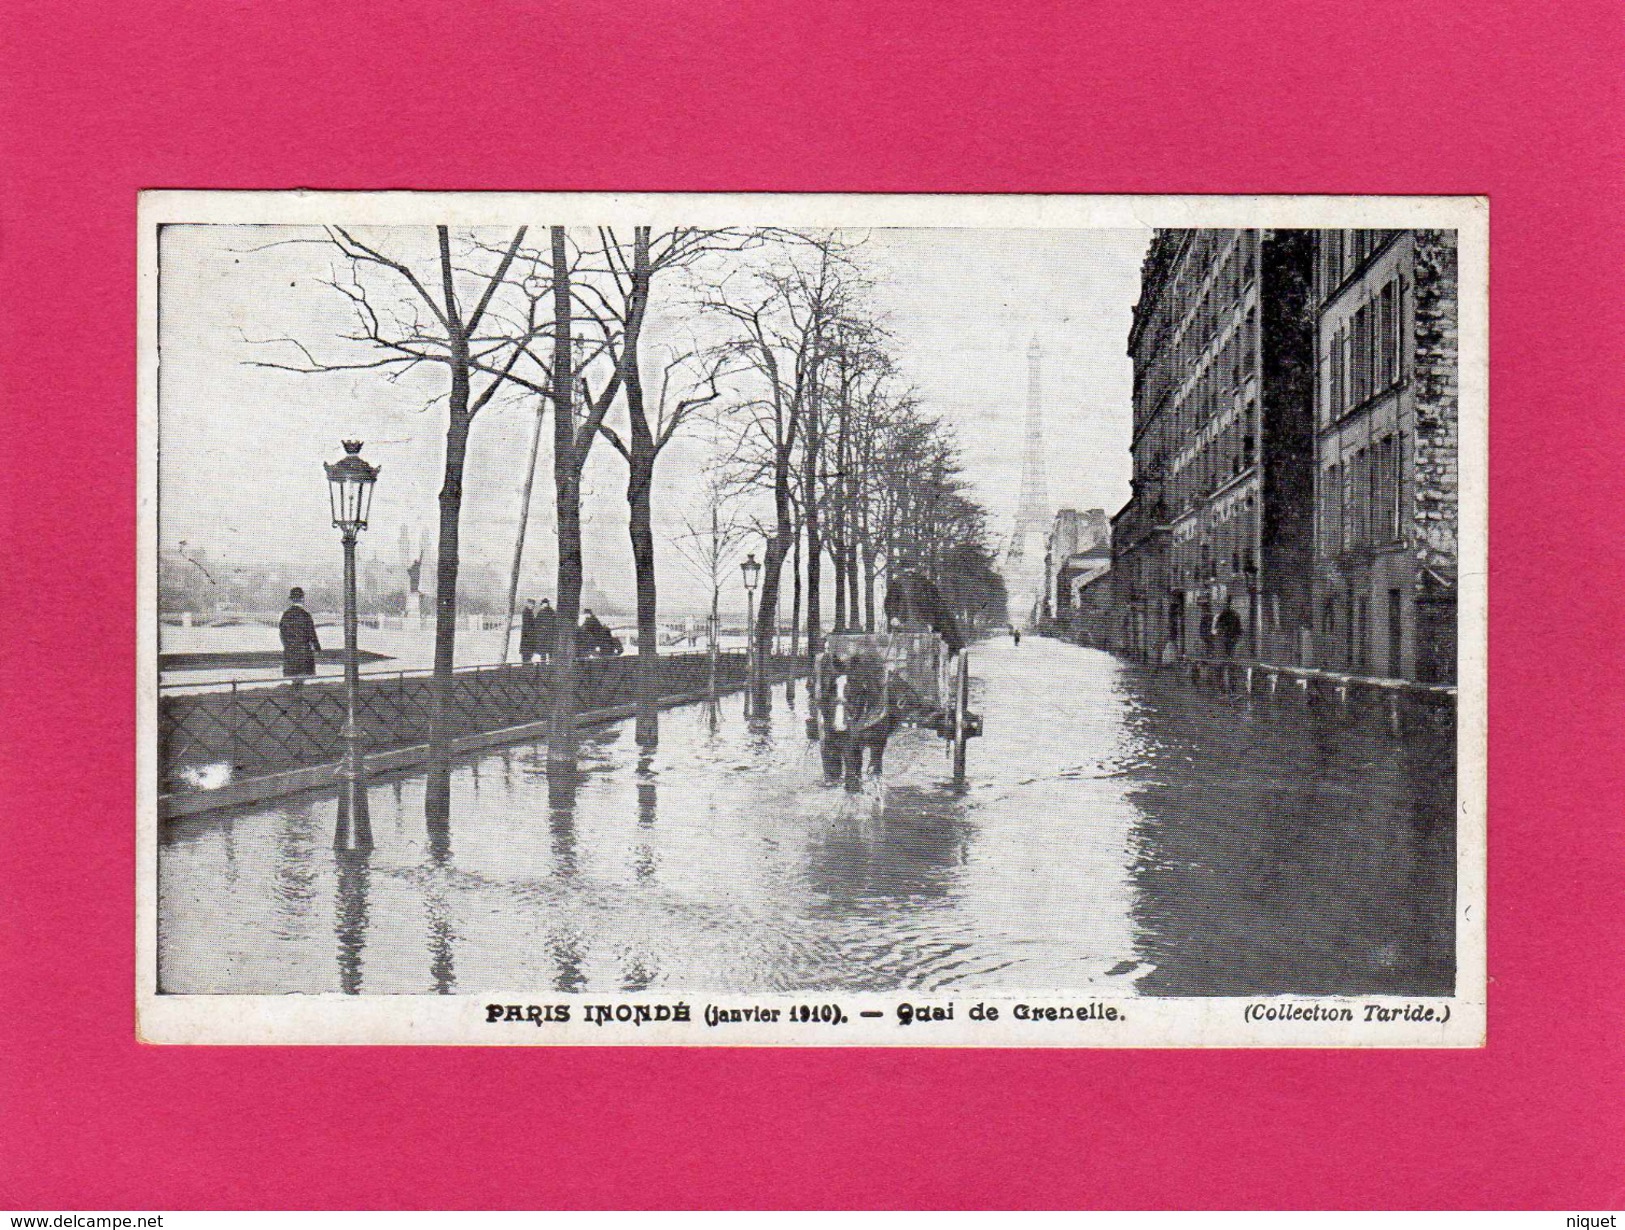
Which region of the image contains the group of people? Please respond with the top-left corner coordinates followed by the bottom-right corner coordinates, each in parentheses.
top-left (276, 588), bottom-right (625, 687)
top-left (518, 599), bottom-right (622, 663)
top-left (1156, 599), bottom-right (1245, 665)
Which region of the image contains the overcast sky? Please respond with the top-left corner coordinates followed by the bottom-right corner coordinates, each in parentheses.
top-left (157, 224), bottom-right (1149, 613)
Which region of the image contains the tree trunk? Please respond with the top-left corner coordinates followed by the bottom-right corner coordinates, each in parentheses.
top-left (786, 522), bottom-right (801, 703)
top-left (801, 394), bottom-right (822, 662)
top-left (627, 439), bottom-right (658, 746)
top-left (789, 528), bottom-right (802, 660)
top-left (753, 448), bottom-right (795, 715)
top-left (427, 392), bottom-right (470, 755)
top-left (620, 231), bottom-right (659, 746)
top-left (862, 545), bottom-right (877, 633)
top-left (846, 541), bottom-right (861, 631)
top-left (547, 227), bottom-right (579, 766)
top-left (832, 529), bottom-right (847, 632)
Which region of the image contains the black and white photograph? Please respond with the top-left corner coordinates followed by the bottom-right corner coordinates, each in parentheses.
top-left (137, 193), bottom-right (1485, 1046)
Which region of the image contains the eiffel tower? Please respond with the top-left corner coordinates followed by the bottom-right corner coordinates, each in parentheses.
top-left (1004, 337), bottom-right (1052, 623)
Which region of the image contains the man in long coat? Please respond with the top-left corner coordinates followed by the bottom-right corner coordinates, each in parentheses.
top-left (519, 599), bottom-right (538, 663)
top-left (279, 586), bottom-right (321, 688)
top-left (534, 599), bottom-right (557, 662)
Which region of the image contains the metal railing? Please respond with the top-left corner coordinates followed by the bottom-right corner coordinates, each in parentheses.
top-left (1177, 655), bottom-right (1456, 736)
top-left (159, 651), bottom-right (783, 789)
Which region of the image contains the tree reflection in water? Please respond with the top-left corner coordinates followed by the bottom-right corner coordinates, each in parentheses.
top-left (158, 642), bottom-right (1458, 998)
top-left (633, 753), bottom-right (658, 882)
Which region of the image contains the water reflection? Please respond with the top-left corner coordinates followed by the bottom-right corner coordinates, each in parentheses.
top-left (802, 786), bottom-right (972, 911)
top-left (424, 869), bottom-right (456, 996)
top-left (633, 754), bottom-right (659, 882)
top-left (271, 801), bottom-right (320, 942)
top-left (333, 847), bottom-right (371, 995)
top-left (158, 639), bottom-right (1457, 998)
top-left (548, 761), bottom-right (579, 881)
top-left (1122, 669), bottom-right (1455, 997)
top-left (425, 763), bottom-right (453, 861)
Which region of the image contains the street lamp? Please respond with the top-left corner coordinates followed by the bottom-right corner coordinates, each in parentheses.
top-left (740, 552), bottom-right (761, 717)
top-left (325, 440), bottom-right (380, 851)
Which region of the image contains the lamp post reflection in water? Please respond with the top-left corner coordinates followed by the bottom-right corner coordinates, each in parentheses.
top-left (333, 847), bottom-right (371, 994)
top-left (324, 440), bottom-right (380, 852)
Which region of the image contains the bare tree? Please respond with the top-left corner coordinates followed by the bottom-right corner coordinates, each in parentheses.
top-left (246, 225), bottom-right (533, 780)
top-left (585, 227), bottom-right (763, 744)
top-left (670, 474), bottom-right (752, 696)
top-left (702, 236), bottom-right (856, 715)
top-left (540, 227), bottom-right (627, 766)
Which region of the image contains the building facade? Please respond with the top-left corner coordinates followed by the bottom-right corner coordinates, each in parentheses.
top-left (1115, 229), bottom-right (1316, 663)
top-left (1070, 567), bottom-right (1117, 651)
top-left (1045, 507), bottom-right (1110, 624)
top-left (1309, 230), bottom-right (1458, 683)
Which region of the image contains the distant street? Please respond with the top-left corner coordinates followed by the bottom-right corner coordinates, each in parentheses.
top-left (159, 636), bottom-right (1456, 997)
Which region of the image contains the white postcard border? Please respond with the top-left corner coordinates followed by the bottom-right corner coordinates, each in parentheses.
top-left (137, 191), bottom-right (1487, 1047)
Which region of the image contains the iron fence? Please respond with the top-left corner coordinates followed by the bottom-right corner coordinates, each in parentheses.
top-left (159, 651), bottom-right (774, 789)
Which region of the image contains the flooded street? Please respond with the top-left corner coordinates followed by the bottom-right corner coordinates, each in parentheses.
top-left (158, 637), bottom-right (1455, 998)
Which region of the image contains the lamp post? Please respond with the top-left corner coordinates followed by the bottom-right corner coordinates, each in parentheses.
top-left (325, 440), bottom-right (380, 851)
top-left (740, 551), bottom-right (761, 717)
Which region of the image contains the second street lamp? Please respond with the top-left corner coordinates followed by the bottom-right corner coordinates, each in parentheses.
top-left (740, 552), bottom-right (761, 718)
top-left (325, 440), bottom-right (380, 852)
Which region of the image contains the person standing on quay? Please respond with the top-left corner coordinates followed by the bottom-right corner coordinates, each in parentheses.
top-left (535, 598), bottom-right (557, 663)
top-left (579, 608), bottom-right (618, 657)
top-left (519, 598), bottom-right (538, 664)
top-left (1216, 600), bottom-right (1244, 660)
top-left (279, 586), bottom-right (321, 689)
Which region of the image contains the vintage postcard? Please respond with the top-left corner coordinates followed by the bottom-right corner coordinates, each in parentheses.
top-left (137, 192), bottom-right (1486, 1046)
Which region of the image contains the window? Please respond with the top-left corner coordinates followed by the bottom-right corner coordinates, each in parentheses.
top-left (1398, 277), bottom-right (1410, 383)
top-left (1340, 460), bottom-right (1354, 551)
top-left (1367, 441), bottom-right (1380, 544)
top-left (1387, 588), bottom-right (1403, 677)
top-left (1390, 433), bottom-right (1406, 540)
top-left (1353, 308), bottom-right (1368, 406)
top-left (1353, 447), bottom-right (1370, 547)
top-left (1379, 282), bottom-right (1397, 388)
top-left (1331, 327), bottom-right (1346, 414)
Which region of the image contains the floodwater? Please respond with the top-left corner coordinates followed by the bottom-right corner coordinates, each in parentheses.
top-left (158, 637), bottom-right (1456, 997)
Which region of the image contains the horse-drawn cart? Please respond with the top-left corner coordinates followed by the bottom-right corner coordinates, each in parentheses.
top-left (810, 628), bottom-right (982, 786)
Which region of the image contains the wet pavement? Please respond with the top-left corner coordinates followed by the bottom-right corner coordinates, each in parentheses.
top-left (158, 637), bottom-right (1456, 997)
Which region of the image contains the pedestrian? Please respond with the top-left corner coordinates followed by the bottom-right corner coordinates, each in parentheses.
top-left (1011, 625), bottom-right (1022, 647)
top-left (1216, 601), bottom-right (1244, 659)
top-left (579, 608), bottom-right (614, 658)
top-left (519, 598), bottom-right (537, 663)
top-left (278, 586), bottom-right (321, 689)
top-left (534, 598), bottom-right (557, 662)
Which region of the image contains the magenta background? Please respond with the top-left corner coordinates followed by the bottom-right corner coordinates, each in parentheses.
top-left (2, 0), bottom-right (1621, 1209)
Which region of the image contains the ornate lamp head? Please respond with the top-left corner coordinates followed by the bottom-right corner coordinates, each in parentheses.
top-left (324, 440), bottom-right (380, 535)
